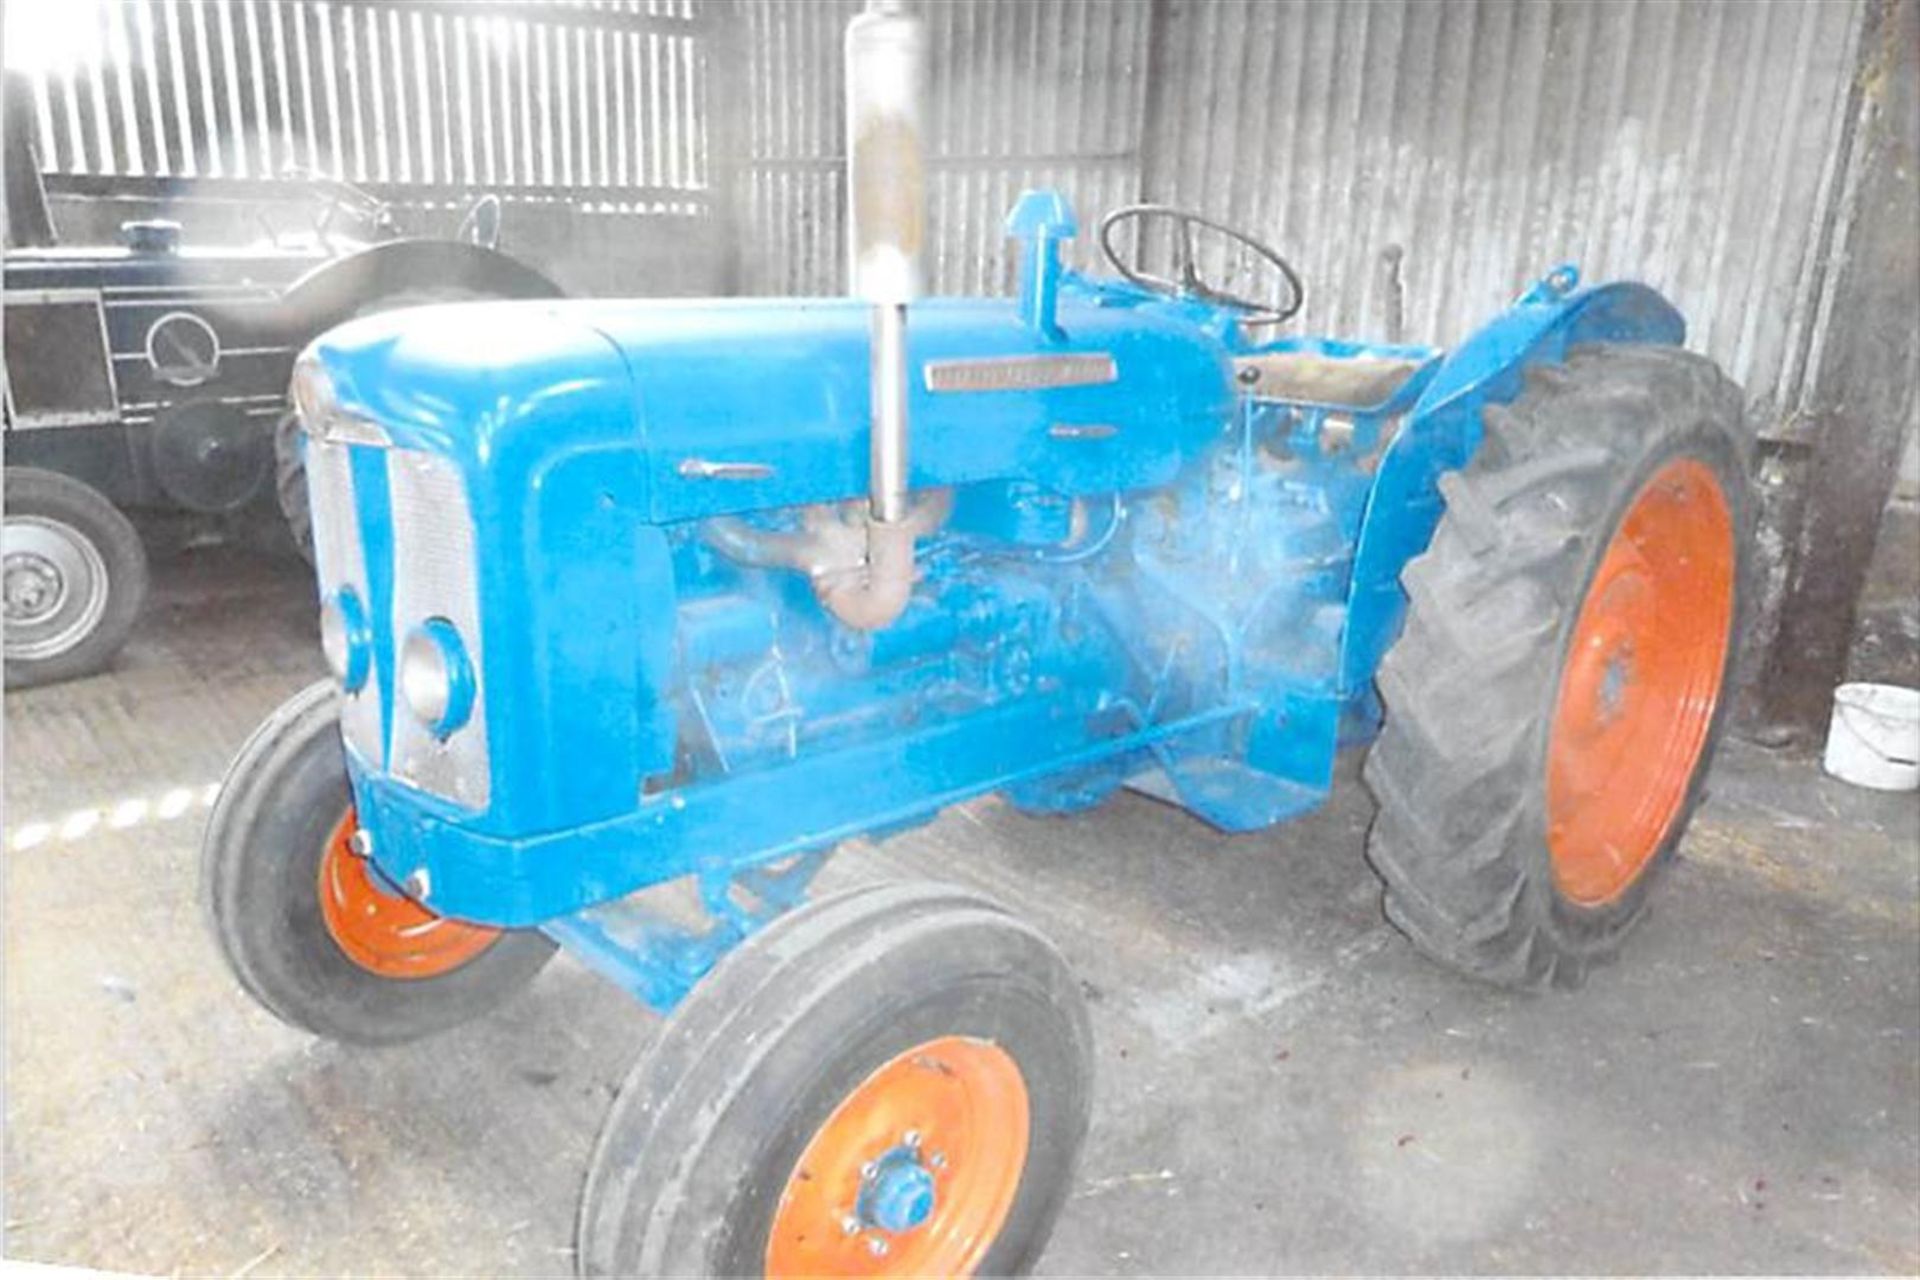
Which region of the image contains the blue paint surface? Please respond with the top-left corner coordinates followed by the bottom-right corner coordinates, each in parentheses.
top-left (302, 192), bottom-right (1686, 1009)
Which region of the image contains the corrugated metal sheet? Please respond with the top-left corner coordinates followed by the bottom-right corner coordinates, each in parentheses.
top-left (738, 0), bottom-right (1154, 295)
top-left (736, 0), bottom-right (1866, 422)
top-left (6, 0), bottom-right (712, 209)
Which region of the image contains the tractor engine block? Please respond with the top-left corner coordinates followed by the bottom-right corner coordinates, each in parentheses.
top-left (663, 400), bottom-right (1379, 829)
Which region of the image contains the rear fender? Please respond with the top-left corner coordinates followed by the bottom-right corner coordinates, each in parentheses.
top-left (1336, 270), bottom-right (1686, 696)
top-left (277, 239), bottom-right (563, 338)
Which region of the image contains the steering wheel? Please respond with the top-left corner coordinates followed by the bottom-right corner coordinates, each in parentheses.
top-left (290, 167), bottom-right (399, 247)
top-left (454, 194), bottom-right (503, 250)
top-left (1098, 205), bottom-right (1305, 323)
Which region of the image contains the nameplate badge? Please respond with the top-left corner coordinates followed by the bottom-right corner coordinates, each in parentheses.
top-left (923, 353), bottom-right (1118, 393)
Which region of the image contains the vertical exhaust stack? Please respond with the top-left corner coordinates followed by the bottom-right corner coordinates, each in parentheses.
top-left (829, 0), bottom-right (928, 630)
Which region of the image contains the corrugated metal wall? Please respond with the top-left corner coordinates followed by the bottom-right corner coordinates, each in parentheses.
top-left (738, 0), bottom-right (1155, 295)
top-left (8, 0), bottom-right (711, 211)
top-left (735, 0), bottom-right (1866, 427)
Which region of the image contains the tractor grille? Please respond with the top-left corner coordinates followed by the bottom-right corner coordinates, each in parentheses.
top-left (305, 434), bottom-right (490, 809)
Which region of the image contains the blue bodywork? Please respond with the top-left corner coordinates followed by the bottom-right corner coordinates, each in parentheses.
top-left (299, 191), bottom-right (1684, 1012)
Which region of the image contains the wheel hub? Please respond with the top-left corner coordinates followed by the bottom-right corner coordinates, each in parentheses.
top-left (765, 1036), bottom-right (1029, 1276)
top-left (2, 516), bottom-right (109, 660)
top-left (857, 1143), bottom-right (938, 1235)
top-left (5, 550), bottom-right (66, 623)
top-left (1597, 646), bottom-right (1633, 721)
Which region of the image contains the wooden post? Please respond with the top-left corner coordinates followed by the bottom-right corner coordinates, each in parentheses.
top-left (704, 0), bottom-right (749, 296)
top-left (1758, 0), bottom-right (1920, 732)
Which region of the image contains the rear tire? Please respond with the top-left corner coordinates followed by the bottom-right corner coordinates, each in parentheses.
top-left (202, 679), bottom-right (555, 1045)
top-left (576, 882), bottom-right (1093, 1278)
top-left (3, 467), bottom-right (148, 689)
top-left (1363, 343), bottom-right (1753, 989)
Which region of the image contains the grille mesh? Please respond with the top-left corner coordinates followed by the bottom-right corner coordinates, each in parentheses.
top-left (306, 437), bottom-right (381, 765)
top-left (386, 449), bottom-right (490, 810)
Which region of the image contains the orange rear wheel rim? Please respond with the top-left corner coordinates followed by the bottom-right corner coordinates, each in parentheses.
top-left (1547, 457), bottom-right (1735, 906)
top-left (764, 1036), bottom-right (1029, 1277)
top-left (317, 810), bottom-right (500, 979)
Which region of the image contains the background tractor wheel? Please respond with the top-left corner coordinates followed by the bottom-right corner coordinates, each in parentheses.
top-left (577, 881), bottom-right (1093, 1278)
top-left (272, 405), bottom-right (317, 563)
top-left (1364, 343), bottom-right (1753, 990)
top-left (202, 679), bottom-right (554, 1045)
top-left (3, 467), bottom-right (149, 689)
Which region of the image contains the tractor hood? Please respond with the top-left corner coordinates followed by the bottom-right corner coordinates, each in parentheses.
top-left (306, 291), bottom-right (1236, 522)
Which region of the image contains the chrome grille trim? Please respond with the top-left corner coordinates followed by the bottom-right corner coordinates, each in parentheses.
top-left (306, 437), bottom-right (383, 764)
top-left (386, 448), bottom-right (490, 810)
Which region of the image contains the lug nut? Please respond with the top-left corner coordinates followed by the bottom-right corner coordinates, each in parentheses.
top-left (346, 829), bottom-right (374, 858)
top-left (860, 1161), bottom-right (878, 1182)
top-left (404, 868), bottom-right (430, 900)
top-left (903, 1130), bottom-right (920, 1148)
top-left (867, 1237), bottom-right (889, 1258)
top-left (840, 1215), bottom-right (860, 1237)
top-left (929, 1152), bottom-right (946, 1169)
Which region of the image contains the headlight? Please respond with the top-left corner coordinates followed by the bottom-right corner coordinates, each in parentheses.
top-left (400, 618), bottom-right (476, 738)
top-left (318, 587), bottom-right (371, 692)
top-left (289, 356), bottom-right (334, 425)
top-left (289, 354), bottom-right (390, 448)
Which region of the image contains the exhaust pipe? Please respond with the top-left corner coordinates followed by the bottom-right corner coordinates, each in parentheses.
top-left (835, 0), bottom-right (928, 629)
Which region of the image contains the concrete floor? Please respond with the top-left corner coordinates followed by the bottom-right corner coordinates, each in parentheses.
top-left (5, 532), bottom-right (1917, 1276)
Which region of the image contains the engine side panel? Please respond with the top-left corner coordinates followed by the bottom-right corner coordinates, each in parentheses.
top-left (594, 293), bottom-right (1238, 521)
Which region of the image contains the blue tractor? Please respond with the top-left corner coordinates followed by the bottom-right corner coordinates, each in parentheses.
top-left (203, 5), bottom-right (1752, 1274)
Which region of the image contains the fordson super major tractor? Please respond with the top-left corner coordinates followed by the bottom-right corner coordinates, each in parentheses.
top-left (203, 4), bottom-right (1753, 1274)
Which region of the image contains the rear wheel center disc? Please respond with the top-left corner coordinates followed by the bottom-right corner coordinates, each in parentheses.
top-left (1546, 458), bottom-right (1735, 906)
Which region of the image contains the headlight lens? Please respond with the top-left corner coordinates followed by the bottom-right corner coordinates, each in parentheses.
top-left (289, 356), bottom-right (333, 425)
top-left (289, 354), bottom-right (391, 448)
top-left (319, 587), bottom-right (372, 692)
top-left (400, 618), bottom-right (475, 738)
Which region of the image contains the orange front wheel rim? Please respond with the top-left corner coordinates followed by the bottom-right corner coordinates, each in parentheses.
top-left (317, 810), bottom-right (500, 979)
top-left (1546, 458), bottom-right (1735, 906)
top-left (765, 1036), bottom-right (1030, 1277)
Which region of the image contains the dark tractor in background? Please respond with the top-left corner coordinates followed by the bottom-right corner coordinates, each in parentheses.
top-left (2, 101), bottom-right (561, 689)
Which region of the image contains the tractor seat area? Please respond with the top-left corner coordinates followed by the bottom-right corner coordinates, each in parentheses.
top-left (1233, 347), bottom-right (1437, 412)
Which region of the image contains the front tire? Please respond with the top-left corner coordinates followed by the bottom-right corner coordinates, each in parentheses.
top-left (1364, 343), bottom-right (1753, 989)
top-left (202, 679), bottom-right (555, 1045)
top-left (577, 882), bottom-right (1094, 1278)
top-left (3, 467), bottom-right (149, 689)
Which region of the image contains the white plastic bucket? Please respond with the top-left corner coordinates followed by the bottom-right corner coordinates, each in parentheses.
top-left (1823, 682), bottom-right (1920, 792)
